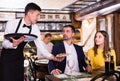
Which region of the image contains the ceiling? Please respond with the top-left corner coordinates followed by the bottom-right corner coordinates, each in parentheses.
top-left (61, 0), bottom-right (99, 13)
top-left (0, 0), bottom-right (119, 21)
top-left (0, 0), bottom-right (99, 13)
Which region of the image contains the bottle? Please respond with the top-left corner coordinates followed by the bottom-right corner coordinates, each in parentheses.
top-left (119, 63), bottom-right (120, 66)
top-left (118, 63), bottom-right (120, 70)
top-left (110, 56), bottom-right (114, 71)
top-left (105, 51), bottom-right (112, 73)
top-left (105, 56), bottom-right (110, 73)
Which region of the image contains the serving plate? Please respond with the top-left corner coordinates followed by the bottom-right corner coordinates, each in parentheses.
top-left (4, 33), bottom-right (37, 42)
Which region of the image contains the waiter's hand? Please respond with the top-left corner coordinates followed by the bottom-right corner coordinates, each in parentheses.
top-left (10, 36), bottom-right (27, 47)
top-left (50, 56), bottom-right (65, 62)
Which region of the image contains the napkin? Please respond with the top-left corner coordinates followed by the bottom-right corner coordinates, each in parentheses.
top-left (54, 74), bottom-right (68, 79)
top-left (35, 59), bottom-right (49, 64)
top-left (76, 78), bottom-right (92, 81)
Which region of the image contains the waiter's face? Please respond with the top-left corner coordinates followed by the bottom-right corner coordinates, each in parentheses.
top-left (28, 10), bottom-right (40, 24)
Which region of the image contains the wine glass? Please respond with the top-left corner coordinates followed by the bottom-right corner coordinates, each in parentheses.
top-left (66, 55), bottom-right (75, 80)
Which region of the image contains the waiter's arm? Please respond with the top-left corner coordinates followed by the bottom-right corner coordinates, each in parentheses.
top-left (2, 20), bottom-right (19, 49)
top-left (33, 26), bottom-right (64, 61)
top-left (34, 38), bottom-right (53, 59)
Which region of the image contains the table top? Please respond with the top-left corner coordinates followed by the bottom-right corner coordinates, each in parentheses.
top-left (45, 71), bottom-right (103, 81)
top-left (45, 69), bottom-right (120, 81)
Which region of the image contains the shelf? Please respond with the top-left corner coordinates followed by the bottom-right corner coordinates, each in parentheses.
top-left (40, 30), bottom-right (62, 32)
top-left (37, 21), bottom-right (71, 23)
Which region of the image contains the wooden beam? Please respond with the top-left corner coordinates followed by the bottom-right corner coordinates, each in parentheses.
top-left (75, 0), bottom-right (118, 17)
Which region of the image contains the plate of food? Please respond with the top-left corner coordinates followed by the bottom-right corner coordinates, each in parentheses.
top-left (56, 53), bottom-right (68, 58)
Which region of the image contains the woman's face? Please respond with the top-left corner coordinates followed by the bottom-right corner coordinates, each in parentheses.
top-left (95, 32), bottom-right (105, 46)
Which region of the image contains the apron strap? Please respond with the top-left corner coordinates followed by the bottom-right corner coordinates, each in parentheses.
top-left (15, 19), bottom-right (32, 34)
top-left (28, 25), bottom-right (32, 34)
top-left (15, 19), bottom-right (22, 33)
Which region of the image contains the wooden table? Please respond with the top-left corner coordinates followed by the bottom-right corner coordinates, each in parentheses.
top-left (35, 59), bottom-right (49, 79)
top-left (45, 70), bottom-right (120, 81)
top-left (45, 71), bottom-right (102, 81)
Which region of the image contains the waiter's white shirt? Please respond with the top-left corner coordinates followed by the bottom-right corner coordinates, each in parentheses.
top-left (2, 18), bottom-right (52, 59)
top-left (37, 41), bottom-right (53, 59)
top-left (63, 41), bottom-right (79, 74)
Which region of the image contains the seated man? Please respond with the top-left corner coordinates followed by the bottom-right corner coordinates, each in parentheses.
top-left (48, 25), bottom-right (92, 75)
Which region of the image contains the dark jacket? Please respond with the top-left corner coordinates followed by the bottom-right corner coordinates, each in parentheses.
top-left (48, 42), bottom-right (87, 73)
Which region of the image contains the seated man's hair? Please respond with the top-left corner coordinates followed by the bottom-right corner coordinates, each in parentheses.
top-left (63, 25), bottom-right (75, 33)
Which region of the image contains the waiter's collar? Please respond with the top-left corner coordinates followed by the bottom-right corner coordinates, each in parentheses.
top-left (23, 24), bottom-right (31, 29)
top-left (22, 18), bottom-right (32, 26)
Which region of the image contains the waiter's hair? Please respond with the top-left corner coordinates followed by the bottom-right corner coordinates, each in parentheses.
top-left (25, 2), bottom-right (41, 15)
top-left (63, 25), bottom-right (75, 33)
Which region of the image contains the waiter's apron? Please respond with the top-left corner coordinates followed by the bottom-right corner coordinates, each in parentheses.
top-left (0, 42), bottom-right (26, 81)
top-left (0, 19), bottom-right (31, 81)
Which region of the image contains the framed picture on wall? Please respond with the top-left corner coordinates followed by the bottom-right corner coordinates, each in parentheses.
top-left (0, 23), bottom-right (6, 32)
top-left (97, 14), bottom-right (114, 48)
top-left (37, 23), bottom-right (45, 30)
top-left (16, 12), bottom-right (24, 18)
top-left (97, 16), bottom-right (106, 31)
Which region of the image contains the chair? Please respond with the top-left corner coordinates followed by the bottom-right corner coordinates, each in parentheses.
top-left (91, 71), bottom-right (120, 81)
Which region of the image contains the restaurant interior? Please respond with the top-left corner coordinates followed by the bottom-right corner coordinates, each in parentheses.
top-left (0, 0), bottom-right (120, 81)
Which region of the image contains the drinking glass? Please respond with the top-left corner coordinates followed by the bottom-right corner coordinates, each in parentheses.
top-left (66, 56), bottom-right (76, 81)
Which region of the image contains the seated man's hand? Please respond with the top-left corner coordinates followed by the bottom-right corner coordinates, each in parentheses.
top-left (86, 65), bottom-right (93, 73)
top-left (51, 69), bottom-right (62, 75)
top-left (50, 56), bottom-right (65, 62)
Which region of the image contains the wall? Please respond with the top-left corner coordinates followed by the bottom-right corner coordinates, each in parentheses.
top-left (78, 18), bottom-right (96, 52)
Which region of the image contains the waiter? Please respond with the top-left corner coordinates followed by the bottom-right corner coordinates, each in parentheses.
top-left (0, 2), bottom-right (63, 81)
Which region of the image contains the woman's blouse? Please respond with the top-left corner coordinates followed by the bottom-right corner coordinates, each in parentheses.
top-left (87, 48), bottom-right (116, 70)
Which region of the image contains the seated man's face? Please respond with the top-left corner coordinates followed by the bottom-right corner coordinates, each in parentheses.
top-left (62, 27), bottom-right (74, 40)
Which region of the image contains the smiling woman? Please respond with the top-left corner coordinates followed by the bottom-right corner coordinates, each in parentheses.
top-left (87, 30), bottom-right (116, 71)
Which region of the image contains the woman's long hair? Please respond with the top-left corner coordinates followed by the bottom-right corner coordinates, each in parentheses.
top-left (93, 31), bottom-right (110, 58)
